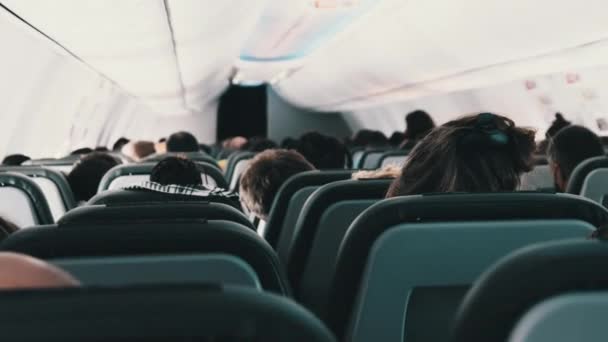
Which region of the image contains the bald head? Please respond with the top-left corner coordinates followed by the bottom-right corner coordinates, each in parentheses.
top-left (0, 253), bottom-right (79, 290)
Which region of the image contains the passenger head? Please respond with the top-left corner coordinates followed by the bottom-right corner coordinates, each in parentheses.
top-left (166, 131), bottom-right (199, 152)
top-left (547, 125), bottom-right (605, 192)
top-left (112, 137), bottom-right (130, 152)
top-left (281, 137), bottom-right (299, 150)
top-left (150, 157), bottom-right (202, 186)
top-left (70, 147), bottom-right (93, 156)
top-left (0, 252), bottom-right (79, 289)
top-left (243, 137), bottom-right (278, 153)
top-left (386, 113), bottom-right (536, 197)
top-left (222, 136), bottom-right (248, 150)
top-left (404, 110), bottom-right (436, 140)
top-left (122, 141), bottom-right (155, 161)
top-left (351, 130), bottom-right (389, 148)
top-left (295, 132), bottom-right (348, 169)
top-left (545, 112), bottom-right (571, 139)
top-left (68, 152), bottom-right (120, 202)
top-left (389, 132), bottom-right (406, 147)
top-left (240, 149), bottom-right (315, 220)
top-left (2, 154), bottom-right (30, 166)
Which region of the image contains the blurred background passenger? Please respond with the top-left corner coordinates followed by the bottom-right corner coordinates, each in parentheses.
top-left (294, 132), bottom-right (348, 169)
top-left (112, 137), bottom-right (130, 152)
top-left (387, 113), bottom-right (536, 197)
top-left (242, 136), bottom-right (278, 153)
top-left (68, 152), bottom-right (120, 204)
top-left (166, 131), bottom-right (200, 153)
top-left (122, 141), bottom-right (155, 161)
top-left (1, 154), bottom-right (30, 166)
top-left (400, 110), bottom-right (436, 150)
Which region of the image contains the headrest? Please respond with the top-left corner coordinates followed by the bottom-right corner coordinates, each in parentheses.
top-left (60, 202), bottom-right (254, 230)
top-left (0, 172), bottom-right (54, 226)
top-left (0, 285), bottom-right (335, 341)
top-left (0, 166), bottom-right (77, 209)
top-left (98, 161), bottom-right (227, 191)
top-left (87, 188), bottom-right (241, 210)
top-left (225, 152), bottom-right (256, 181)
top-left (451, 240), bottom-right (608, 342)
top-left (0, 220), bottom-right (288, 293)
top-left (566, 156), bottom-right (608, 194)
top-left (143, 151), bottom-right (217, 166)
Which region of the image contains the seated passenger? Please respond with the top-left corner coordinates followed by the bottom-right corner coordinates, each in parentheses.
top-left (166, 131), bottom-right (200, 153)
top-left (243, 137), bottom-right (278, 152)
top-left (547, 125), bottom-right (605, 192)
top-left (545, 112), bottom-right (572, 139)
top-left (222, 136), bottom-right (248, 150)
top-left (352, 164), bottom-right (401, 180)
top-left (122, 141), bottom-right (155, 161)
top-left (389, 132), bottom-right (406, 147)
top-left (150, 157), bottom-right (201, 186)
top-left (400, 110), bottom-right (436, 150)
top-left (351, 130), bottom-right (390, 149)
top-left (112, 137), bottom-right (130, 152)
top-left (240, 149), bottom-right (316, 220)
top-left (386, 113), bottom-right (536, 197)
top-left (0, 252), bottom-right (79, 289)
top-left (155, 138), bottom-right (167, 154)
top-left (2, 154), bottom-right (30, 166)
top-left (294, 132), bottom-right (348, 169)
top-left (68, 152), bottom-right (120, 203)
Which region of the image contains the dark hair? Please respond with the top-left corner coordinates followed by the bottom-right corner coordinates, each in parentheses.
top-left (112, 138), bottom-right (130, 152)
top-left (70, 147), bottom-right (93, 156)
top-left (545, 113), bottom-right (571, 139)
top-left (150, 157), bottom-right (202, 186)
top-left (239, 149), bottom-right (315, 219)
top-left (166, 132), bottom-right (199, 152)
top-left (547, 125), bottom-right (604, 182)
top-left (351, 130), bottom-right (389, 148)
top-left (389, 132), bottom-right (406, 147)
top-left (0, 216), bottom-right (18, 235)
top-left (2, 154), bottom-right (30, 166)
top-left (94, 147), bottom-right (110, 152)
top-left (281, 137), bottom-right (299, 150)
top-left (68, 153), bottom-right (120, 202)
top-left (158, 138), bottom-right (167, 143)
top-left (387, 113), bottom-right (536, 197)
top-left (132, 141), bottom-right (156, 160)
top-left (294, 132), bottom-right (348, 169)
top-left (404, 110), bottom-right (435, 140)
top-left (243, 137), bottom-right (278, 153)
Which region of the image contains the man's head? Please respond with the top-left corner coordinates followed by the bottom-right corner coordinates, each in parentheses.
top-left (547, 125), bottom-right (605, 191)
top-left (112, 137), bottom-right (130, 152)
top-left (150, 157), bottom-right (202, 186)
top-left (2, 154), bottom-right (30, 166)
top-left (240, 149), bottom-right (315, 220)
top-left (295, 132), bottom-right (348, 169)
top-left (0, 252), bottom-right (79, 289)
top-left (167, 132), bottom-right (200, 153)
top-left (68, 152), bottom-right (120, 202)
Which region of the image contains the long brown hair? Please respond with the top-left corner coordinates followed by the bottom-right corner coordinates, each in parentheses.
top-left (386, 113), bottom-right (536, 197)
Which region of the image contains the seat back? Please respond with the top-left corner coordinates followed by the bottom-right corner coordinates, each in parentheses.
top-left (53, 254), bottom-right (261, 289)
top-left (98, 161), bottom-right (227, 192)
top-left (452, 240), bottom-right (608, 342)
top-left (325, 193), bottom-right (608, 340)
top-left (0, 173), bottom-right (53, 227)
top-left (288, 180), bottom-right (392, 315)
top-left (87, 188), bottom-right (240, 210)
top-left (351, 149), bottom-right (365, 169)
top-left (508, 292), bottom-right (608, 342)
top-left (580, 168), bottom-right (608, 206)
top-left (0, 220), bottom-right (289, 294)
top-left (59, 202), bottom-right (254, 230)
top-left (225, 151), bottom-right (255, 190)
top-left (347, 220), bottom-right (593, 342)
top-left (520, 165), bottom-right (554, 191)
top-left (143, 151), bottom-right (218, 166)
top-left (379, 151), bottom-right (409, 168)
top-left (0, 166), bottom-right (76, 221)
top-left (265, 170), bottom-right (353, 248)
top-left (359, 149), bottom-right (388, 169)
top-left (566, 156), bottom-right (608, 194)
top-left (0, 285), bottom-right (336, 342)
top-left (25, 158), bottom-right (75, 174)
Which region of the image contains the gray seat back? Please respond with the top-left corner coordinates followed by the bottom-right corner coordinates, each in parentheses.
top-left (348, 220), bottom-right (593, 342)
top-left (509, 292), bottom-right (608, 342)
top-left (580, 168), bottom-right (608, 206)
top-left (53, 254), bottom-right (261, 289)
top-left (519, 165), bottom-right (554, 191)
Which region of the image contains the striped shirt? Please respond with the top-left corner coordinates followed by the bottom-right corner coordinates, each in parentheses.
top-left (124, 181), bottom-right (240, 206)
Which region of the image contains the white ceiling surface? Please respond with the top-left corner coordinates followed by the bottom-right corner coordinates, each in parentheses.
top-left (274, 0), bottom-right (608, 112)
top-left (2, 0), bottom-right (267, 117)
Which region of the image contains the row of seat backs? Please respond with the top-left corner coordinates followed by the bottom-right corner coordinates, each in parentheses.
top-left (324, 192), bottom-right (608, 341)
top-left (98, 161), bottom-right (227, 192)
top-left (0, 216), bottom-right (289, 295)
top-left (143, 151), bottom-right (218, 167)
top-left (352, 149), bottom-right (409, 169)
top-left (0, 285), bottom-right (336, 342)
top-left (0, 166), bottom-right (76, 220)
top-left (0, 172), bottom-right (53, 228)
top-left (225, 151), bottom-right (255, 190)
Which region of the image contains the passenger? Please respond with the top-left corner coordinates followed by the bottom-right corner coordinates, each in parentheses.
top-left (294, 132), bottom-right (348, 169)
top-left (112, 137), bottom-right (130, 152)
top-left (222, 136), bottom-right (248, 150)
top-left (352, 164), bottom-right (401, 180)
top-left (386, 113), bottom-right (536, 197)
top-left (547, 125), bottom-right (605, 192)
top-left (155, 138), bottom-right (167, 154)
top-left (70, 147), bottom-right (93, 155)
top-left (240, 149), bottom-right (316, 220)
top-left (150, 157), bottom-right (201, 186)
top-left (243, 136), bottom-right (278, 152)
top-left (400, 110), bottom-right (436, 150)
top-left (94, 147), bottom-right (110, 152)
top-left (68, 152), bottom-right (120, 203)
top-left (166, 131), bottom-right (200, 153)
top-left (545, 112), bottom-right (571, 139)
top-left (0, 252), bottom-right (79, 289)
top-left (351, 130), bottom-right (390, 149)
top-left (389, 132), bottom-right (406, 147)
top-left (281, 137), bottom-right (299, 150)
top-left (122, 141), bottom-right (155, 161)
top-left (2, 154), bottom-right (30, 166)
